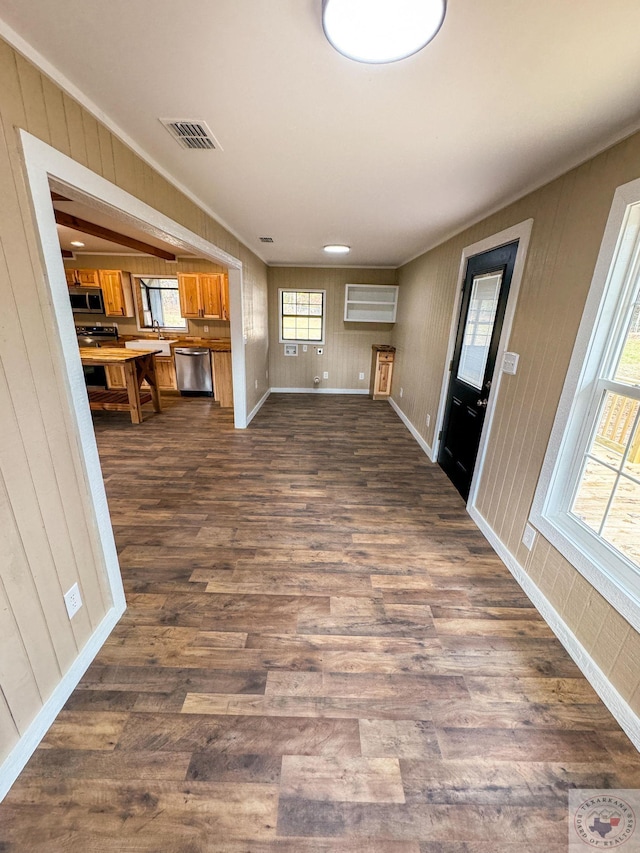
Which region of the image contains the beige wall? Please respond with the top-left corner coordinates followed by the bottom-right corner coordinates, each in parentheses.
top-left (268, 267), bottom-right (397, 391)
top-left (392, 132), bottom-right (640, 714)
top-left (0, 36), bottom-right (268, 769)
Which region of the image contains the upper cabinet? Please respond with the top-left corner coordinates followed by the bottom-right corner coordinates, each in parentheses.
top-left (178, 273), bottom-right (229, 320)
top-left (344, 284), bottom-right (398, 323)
top-left (66, 267), bottom-right (134, 317)
top-left (99, 270), bottom-right (134, 317)
top-left (66, 268), bottom-right (101, 288)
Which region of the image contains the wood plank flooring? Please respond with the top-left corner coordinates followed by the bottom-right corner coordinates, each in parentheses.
top-left (1, 393), bottom-right (639, 851)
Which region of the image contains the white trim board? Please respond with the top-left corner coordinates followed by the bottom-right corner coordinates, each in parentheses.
top-left (388, 397), bottom-right (434, 461)
top-left (433, 220), bottom-right (534, 508)
top-left (246, 388), bottom-right (271, 426)
top-left (270, 387), bottom-right (369, 395)
top-left (0, 606), bottom-right (121, 801)
top-left (468, 504), bottom-right (640, 752)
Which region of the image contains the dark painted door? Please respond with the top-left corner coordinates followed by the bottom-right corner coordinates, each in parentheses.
top-left (437, 241), bottom-right (518, 499)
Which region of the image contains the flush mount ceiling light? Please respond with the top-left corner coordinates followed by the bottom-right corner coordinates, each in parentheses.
top-left (322, 0), bottom-right (446, 64)
top-left (324, 244), bottom-right (351, 254)
top-left (70, 240), bottom-right (85, 247)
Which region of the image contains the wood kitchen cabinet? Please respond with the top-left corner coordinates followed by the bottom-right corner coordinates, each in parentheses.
top-left (370, 345), bottom-right (395, 400)
top-left (66, 268), bottom-right (101, 287)
top-left (99, 270), bottom-right (134, 318)
top-left (178, 273), bottom-right (229, 320)
top-left (106, 356), bottom-right (177, 392)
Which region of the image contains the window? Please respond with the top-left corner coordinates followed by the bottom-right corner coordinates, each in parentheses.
top-left (532, 179), bottom-right (640, 630)
top-left (279, 289), bottom-right (325, 343)
top-left (135, 277), bottom-right (187, 330)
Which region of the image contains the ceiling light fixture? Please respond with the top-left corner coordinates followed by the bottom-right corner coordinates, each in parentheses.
top-left (322, 0), bottom-right (446, 64)
top-left (70, 240), bottom-right (85, 247)
top-left (324, 244), bottom-right (351, 254)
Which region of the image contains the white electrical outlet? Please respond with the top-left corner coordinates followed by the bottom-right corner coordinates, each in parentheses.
top-left (359, 372), bottom-right (365, 380)
top-left (426, 414), bottom-right (431, 427)
top-left (255, 379), bottom-right (258, 389)
top-left (64, 583), bottom-right (82, 619)
top-left (303, 345), bottom-right (308, 352)
top-left (204, 325), bottom-right (209, 332)
top-left (400, 387), bottom-right (403, 397)
top-left (323, 371), bottom-right (329, 379)
top-left (522, 523), bottom-right (537, 550)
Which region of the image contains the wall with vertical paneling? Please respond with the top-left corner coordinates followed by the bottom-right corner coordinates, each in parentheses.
top-left (0, 35), bottom-right (268, 775)
top-left (391, 131), bottom-right (640, 716)
top-left (268, 267), bottom-right (397, 391)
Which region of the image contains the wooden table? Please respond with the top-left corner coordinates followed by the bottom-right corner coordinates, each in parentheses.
top-left (79, 347), bottom-right (162, 424)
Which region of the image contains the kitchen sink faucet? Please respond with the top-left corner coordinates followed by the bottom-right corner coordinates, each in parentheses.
top-left (152, 319), bottom-right (164, 340)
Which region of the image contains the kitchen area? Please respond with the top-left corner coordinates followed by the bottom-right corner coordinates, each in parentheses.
top-left (58, 194), bottom-right (234, 423)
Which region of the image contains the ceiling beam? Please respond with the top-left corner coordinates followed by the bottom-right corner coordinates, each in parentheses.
top-left (51, 191), bottom-right (70, 202)
top-left (54, 210), bottom-right (177, 261)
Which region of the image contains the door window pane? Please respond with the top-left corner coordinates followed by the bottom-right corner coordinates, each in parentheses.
top-left (571, 459), bottom-right (617, 534)
top-left (602, 476), bottom-right (640, 565)
top-left (457, 272), bottom-right (502, 390)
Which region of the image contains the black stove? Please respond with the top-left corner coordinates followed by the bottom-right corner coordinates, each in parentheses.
top-left (76, 325), bottom-right (119, 389)
top-left (75, 324), bottom-right (119, 347)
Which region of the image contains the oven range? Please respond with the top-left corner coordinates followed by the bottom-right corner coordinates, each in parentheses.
top-left (75, 325), bottom-right (119, 389)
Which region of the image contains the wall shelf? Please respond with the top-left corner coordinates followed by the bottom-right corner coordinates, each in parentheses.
top-left (344, 284), bottom-right (398, 323)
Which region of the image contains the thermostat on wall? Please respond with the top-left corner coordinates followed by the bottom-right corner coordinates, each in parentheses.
top-left (502, 351), bottom-right (520, 374)
top-left (284, 344), bottom-right (298, 356)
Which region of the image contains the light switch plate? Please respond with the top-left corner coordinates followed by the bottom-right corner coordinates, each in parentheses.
top-left (502, 351), bottom-right (520, 375)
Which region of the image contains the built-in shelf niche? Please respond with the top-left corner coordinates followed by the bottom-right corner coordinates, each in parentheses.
top-left (344, 284), bottom-right (398, 323)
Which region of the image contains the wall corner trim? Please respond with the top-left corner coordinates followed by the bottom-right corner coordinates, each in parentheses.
top-left (0, 604), bottom-right (124, 802)
top-left (388, 397), bottom-right (435, 462)
top-left (246, 388), bottom-right (271, 426)
top-left (467, 504), bottom-right (640, 753)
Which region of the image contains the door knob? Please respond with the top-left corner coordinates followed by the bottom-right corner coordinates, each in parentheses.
top-left (476, 398), bottom-right (488, 408)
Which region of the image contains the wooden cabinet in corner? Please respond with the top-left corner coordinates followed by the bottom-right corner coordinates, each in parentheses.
top-left (178, 273), bottom-right (229, 320)
top-left (66, 268), bottom-right (101, 287)
top-left (99, 270), bottom-right (135, 318)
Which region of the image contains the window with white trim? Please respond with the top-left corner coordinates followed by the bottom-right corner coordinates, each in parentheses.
top-left (279, 289), bottom-right (325, 343)
top-left (532, 183), bottom-right (640, 629)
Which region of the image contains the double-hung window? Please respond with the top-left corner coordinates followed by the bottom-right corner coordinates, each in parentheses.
top-left (135, 277), bottom-right (187, 330)
top-left (279, 289), bottom-right (325, 344)
top-left (532, 178), bottom-right (640, 630)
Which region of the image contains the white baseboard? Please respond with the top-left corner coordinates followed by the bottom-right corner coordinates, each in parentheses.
top-left (388, 396), bottom-right (435, 461)
top-left (246, 388), bottom-right (271, 426)
top-left (0, 604), bottom-right (124, 802)
top-left (468, 504), bottom-right (640, 752)
top-left (270, 387), bottom-right (369, 395)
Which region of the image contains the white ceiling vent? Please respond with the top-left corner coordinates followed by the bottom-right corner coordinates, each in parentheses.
top-left (259, 236), bottom-right (274, 243)
top-left (160, 119), bottom-right (221, 150)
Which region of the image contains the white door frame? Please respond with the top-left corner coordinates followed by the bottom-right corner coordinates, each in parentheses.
top-left (433, 219), bottom-right (533, 509)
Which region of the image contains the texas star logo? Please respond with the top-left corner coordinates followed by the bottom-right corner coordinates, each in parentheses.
top-left (574, 795), bottom-right (637, 848)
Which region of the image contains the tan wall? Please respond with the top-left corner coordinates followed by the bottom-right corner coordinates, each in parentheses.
top-left (268, 267), bottom-right (397, 391)
top-left (65, 254), bottom-right (231, 339)
top-left (392, 132), bottom-right (640, 714)
top-left (0, 37), bottom-right (268, 765)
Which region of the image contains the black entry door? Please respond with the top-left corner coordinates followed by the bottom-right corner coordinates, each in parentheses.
top-left (437, 241), bottom-right (518, 499)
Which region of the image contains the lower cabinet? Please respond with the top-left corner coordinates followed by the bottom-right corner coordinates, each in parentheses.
top-left (105, 357), bottom-right (177, 392)
top-left (370, 346), bottom-right (395, 400)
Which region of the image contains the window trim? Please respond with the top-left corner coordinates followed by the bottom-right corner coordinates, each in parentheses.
top-left (278, 288), bottom-right (326, 345)
top-left (530, 176), bottom-right (640, 633)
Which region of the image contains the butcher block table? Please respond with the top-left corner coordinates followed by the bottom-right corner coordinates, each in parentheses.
top-left (79, 347), bottom-right (162, 424)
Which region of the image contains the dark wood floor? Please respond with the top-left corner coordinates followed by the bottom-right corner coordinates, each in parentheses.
top-left (1, 394), bottom-right (639, 851)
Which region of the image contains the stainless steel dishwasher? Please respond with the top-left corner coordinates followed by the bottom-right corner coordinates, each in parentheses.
top-left (174, 347), bottom-right (214, 397)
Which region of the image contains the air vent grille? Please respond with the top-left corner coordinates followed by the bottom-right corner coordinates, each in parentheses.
top-left (160, 119), bottom-right (220, 150)
top-left (259, 237), bottom-right (274, 243)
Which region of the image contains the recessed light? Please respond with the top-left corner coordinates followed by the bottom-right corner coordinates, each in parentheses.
top-left (324, 244), bottom-right (351, 254)
top-left (70, 240), bottom-right (85, 247)
top-left (322, 0), bottom-right (446, 64)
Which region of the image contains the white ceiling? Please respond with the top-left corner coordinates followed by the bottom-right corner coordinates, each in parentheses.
top-left (3, 0), bottom-right (640, 267)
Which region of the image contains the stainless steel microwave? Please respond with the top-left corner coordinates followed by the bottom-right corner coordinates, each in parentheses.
top-left (69, 285), bottom-right (105, 314)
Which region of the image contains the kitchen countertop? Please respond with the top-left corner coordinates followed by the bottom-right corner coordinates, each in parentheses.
top-left (115, 335), bottom-right (231, 353)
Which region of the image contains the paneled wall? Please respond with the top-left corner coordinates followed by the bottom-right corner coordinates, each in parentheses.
top-left (65, 254), bottom-right (231, 340)
top-left (268, 267), bottom-right (397, 391)
top-left (392, 132), bottom-right (640, 714)
top-left (0, 36), bottom-right (268, 774)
